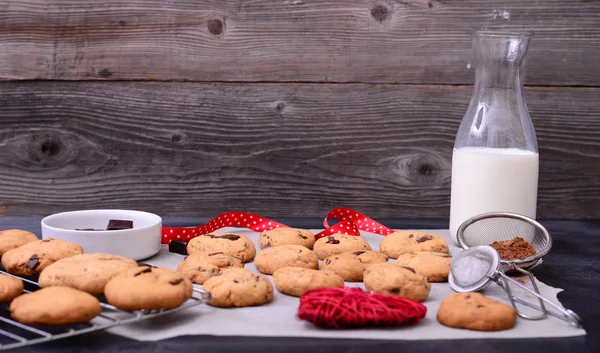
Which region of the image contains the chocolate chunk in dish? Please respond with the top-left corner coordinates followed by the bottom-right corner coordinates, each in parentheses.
top-left (106, 219), bottom-right (134, 230)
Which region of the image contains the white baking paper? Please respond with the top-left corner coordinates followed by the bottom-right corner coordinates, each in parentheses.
top-left (106, 228), bottom-right (587, 341)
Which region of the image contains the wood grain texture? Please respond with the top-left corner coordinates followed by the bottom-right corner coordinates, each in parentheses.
top-left (0, 82), bottom-right (598, 219)
top-left (0, 0), bottom-right (599, 85)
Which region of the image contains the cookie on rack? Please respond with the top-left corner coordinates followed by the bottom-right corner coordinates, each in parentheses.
top-left (394, 251), bottom-right (452, 282)
top-left (0, 274), bottom-right (24, 302)
top-left (254, 245), bottom-right (318, 275)
top-left (202, 268), bottom-right (273, 308)
top-left (177, 252), bottom-right (244, 284)
top-left (258, 227), bottom-right (316, 249)
top-left (1, 238), bottom-right (84, 276)
top-left (313, 234), bottom-right (372, 260)
top-left (186, 232), bottom-right (256, 263)
top-left (104, 266), bottom-right (193, 311)
top-left (437, 292), bottom-right (517, 331)
top-left (38, 253), bottom-right (139, 294)
top-left (273, 267), bottom-right (344, 297)
top-left (379, 231), bottom-right (449, 259)
top-left (363, 262), bottom-right (431, 302)
top-left (10, 286), bottom-right (101, 326)
top-left (319, 250), bottom-right (388, 282)
top-left (0, 229), bottom-right (39, 256)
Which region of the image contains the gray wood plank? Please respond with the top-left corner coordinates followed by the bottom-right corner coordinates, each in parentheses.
top-left (0, 0), bottom-right (599, 85)
top-left (0, 82), bottom-right (597, 219)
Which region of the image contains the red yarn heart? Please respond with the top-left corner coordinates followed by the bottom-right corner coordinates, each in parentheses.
top-left (297, 287), bottom-right (427, 329)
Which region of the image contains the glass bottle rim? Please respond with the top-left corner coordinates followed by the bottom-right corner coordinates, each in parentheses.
top-left (471, 30), bottom-right (534, 39)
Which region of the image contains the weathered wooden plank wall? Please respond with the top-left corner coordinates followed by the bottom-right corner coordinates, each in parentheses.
top-left (0, 0), bottom-right (599, 219)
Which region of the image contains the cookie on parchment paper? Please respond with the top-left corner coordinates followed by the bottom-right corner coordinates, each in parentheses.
top-left (254, 245), bottom-right (318, 275)
top-left (258, 227), bottom-right (316, 249)
top-left (202, 268), bottom-right (273, 308)
top-left (437, 292), bottom-right (517, 331)
top-left (379, 231), bottom-right (449, 259)
top-left (363, 262), bottom-right (431, 302)
top-left (313, 234), bottom-right (372, 260)
top-left (394, 251), bottom-right (452, 282)
top-left (186, 232), bottom-right (256, 263)
top-left (319, 250), bottom-right (388, 282)
top-left (273, 267), bottom-right (344, 297)
top-left (177, 252), bottom-right (244, 285)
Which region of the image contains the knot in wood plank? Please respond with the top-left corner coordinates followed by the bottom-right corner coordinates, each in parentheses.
top-left (208, 19), bottom-right (224, 35)
top-left (371, 5), bottom-right (390, 22)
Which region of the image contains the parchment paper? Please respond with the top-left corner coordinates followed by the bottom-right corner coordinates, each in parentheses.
top-left (106, 228), bottom-right (587, 341)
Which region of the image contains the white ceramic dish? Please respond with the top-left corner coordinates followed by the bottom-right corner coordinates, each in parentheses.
top-left (41, 209), bottom-right (162, 261)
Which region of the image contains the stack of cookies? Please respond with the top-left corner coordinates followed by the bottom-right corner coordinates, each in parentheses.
top-left (0, 228), bottom-right (194, 326)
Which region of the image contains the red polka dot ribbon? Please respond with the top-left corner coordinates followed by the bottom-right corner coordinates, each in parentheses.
top-left (161, 212), bottom-right (289, 244)
top-left (313, 207), bottom-right (395, 239)
top-left (161, 208), bottom-right (396, 244)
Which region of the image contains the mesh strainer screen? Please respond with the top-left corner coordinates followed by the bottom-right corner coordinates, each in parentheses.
top-left (458, 215), bottom-right (551, 261)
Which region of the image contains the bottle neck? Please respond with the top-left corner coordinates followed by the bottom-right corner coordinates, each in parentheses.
top-left (473, 60), bottom-right (524, 92)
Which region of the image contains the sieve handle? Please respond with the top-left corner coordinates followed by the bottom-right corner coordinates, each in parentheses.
top-left (497, 272), bottom-right (582, 328)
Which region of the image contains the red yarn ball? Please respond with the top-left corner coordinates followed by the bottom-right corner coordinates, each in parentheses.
top-left (297, 286), bottom-right (427, 329)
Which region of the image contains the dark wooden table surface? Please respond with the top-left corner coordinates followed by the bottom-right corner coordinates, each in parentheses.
top-left (0, 217), bottom-right (598, 353)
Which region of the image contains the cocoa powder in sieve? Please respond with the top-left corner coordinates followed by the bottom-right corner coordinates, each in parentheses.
top-left (489, 237), bottom-right (536, 260)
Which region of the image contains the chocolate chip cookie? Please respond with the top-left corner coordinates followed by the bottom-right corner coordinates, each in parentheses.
top-left (319, 250), bottom-right (388, 282)
top-left (254, 245), bottom-right (318, 275)
top-left (187, 232), bottom-right (256, 263)
top-left (177, 252), bottom-right (244, 284)
top-left (104, 266), bottom-right (193, 311)
top-left (313, 234), bottom-right (372, 260)
top-left (379, 231), bottom-right (449, 259)
top-left (273, 267), bottom-right (344, 297)
top-left (0, 274), bottom-right (23, 302)
top-left (258, 228), bottom-right (316, 249)
top-left (394, 251), bottom-right (452, 282)
top-left (437, 292), bottom-right (517, 331)
top-left (38, 253), bottom-right (139, 294)
top-left (363, 262), bottom-right (431, 302)
top-left (1, 239), bottom-right (84, 276)
top-left (202, 268), bottom-right (273, 308)
top-left (10, 286), bottom-right (101, 325)
top-left (0, 229), bottom-right (39, 256)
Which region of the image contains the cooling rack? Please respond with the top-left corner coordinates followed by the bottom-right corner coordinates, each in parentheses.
top-left (0, 269), bottom-right (211, 351)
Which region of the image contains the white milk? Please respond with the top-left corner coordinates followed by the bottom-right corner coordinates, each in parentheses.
top-left (449, 147), bottom-right (539, 243)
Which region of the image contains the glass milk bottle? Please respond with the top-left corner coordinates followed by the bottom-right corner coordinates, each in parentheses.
top-left (449, 31), bottom-right (539, 244)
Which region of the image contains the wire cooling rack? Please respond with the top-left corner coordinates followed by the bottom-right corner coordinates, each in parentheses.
top-left (0, 269), bottom-right (211, 351)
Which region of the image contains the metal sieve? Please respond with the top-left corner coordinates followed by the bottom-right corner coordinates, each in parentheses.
top-left (456, 212), bottom-right (552, 270)
top-left (448, 245), bottom-right (582, 328)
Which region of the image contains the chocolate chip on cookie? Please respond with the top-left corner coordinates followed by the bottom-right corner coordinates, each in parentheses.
top-left (202, 268), bottom-right (273, 308)
top-left (10, 287), bottom-right (101, 326)
top-left (254, 245), bottom-right (319, 275)
top-left (319, 250), bottom-right (388, 282)
top-left (379, 231), bottom-right (449, 259)
top-left (104, 266), bottom-right (193, 311)
top-left (313, 234), bottom-right (371, 260)
top-left (363, 262), bottom-right (431, 302)
top-left (1, 239), bottom-right (84, 276)
top-left (273, 267), bottom-right (344, 297)
top-left (437, 292), bottom-right (517, 331)
top-left (258, 228), bottom-right (316, 249)
top-left (0, 229), bottom-right (39, 256)
top-left (177, 252), bottom-right (244, 284)
top-left (186, 232), bottom-right (256, 263)
top-left (38, 253), bottom-right (139, 294)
